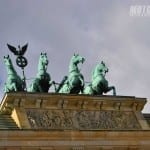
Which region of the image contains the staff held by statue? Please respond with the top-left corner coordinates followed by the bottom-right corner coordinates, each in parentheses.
top-left (7, 43), bottom-right (28, 91)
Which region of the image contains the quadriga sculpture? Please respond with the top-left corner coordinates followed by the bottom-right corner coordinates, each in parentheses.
top-left (84, 61), bottom-right (116, 95)
top-left (28, 53), bottom-right (54, 92)
top-left (56, 54), bottom-right (85, 94)
top-left (4, 55), bottom-right (24, 92)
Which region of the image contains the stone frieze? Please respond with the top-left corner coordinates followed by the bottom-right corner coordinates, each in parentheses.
top-left (26, 109), bottom-right (141, 130)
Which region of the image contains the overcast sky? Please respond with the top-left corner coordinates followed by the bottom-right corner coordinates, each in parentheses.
top-left (0, 0), bottom-right (150, 113)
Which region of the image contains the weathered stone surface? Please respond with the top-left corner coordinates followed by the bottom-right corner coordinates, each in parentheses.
top-left (26, 109), bottom-right (141, 130)
top-left (0, 93), bottom-right (147, 113)
top-left (0, 92), bottom-right (148, 130)
top-left (0, 130), bottom-right (150, 149)
top-left (0, 92), bottom-right (149, 149)
top-left (143, 114), bottom-right (150, 126)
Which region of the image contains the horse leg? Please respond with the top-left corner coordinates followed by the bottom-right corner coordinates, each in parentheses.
top-left (84, 84), bottom-right (94, 95)
top-left (28, 82), bottom-right (33, 92)
top-left (61, 83), bottom-right (70, 93)
top-left (78, 76), bottom-right (85, 94)
top-left (9, 82), bottom-right (17, 92)
top-left (113, 86), bottom-right (116, 95)
top-left (78, 76), bottom-right (84, 87)
top-left (4, 84), bottom-right (9, 92)
top-left (56, 76), bottom-right (68, 93)
top-left (13, 83), bottom-right (18, 91)
top-left (104, 86), bottom-right (116, 95)
top-left (28, 81), bottom-right (38, 92)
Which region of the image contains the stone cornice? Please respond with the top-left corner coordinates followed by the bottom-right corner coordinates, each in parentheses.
top-left (0, 92), bottom-right (149, 131)
top-left (0, 92), bottom-right (147, 114)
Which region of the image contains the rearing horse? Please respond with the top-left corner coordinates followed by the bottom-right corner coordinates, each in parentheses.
top-left (4, 55), bottom-right (24, 92)
top-left (84, 61), bottom-right (116, 95)
top-left (28, 53), bottom-right (53, 92)
top-left (57, 54), bottom-right (85, 94)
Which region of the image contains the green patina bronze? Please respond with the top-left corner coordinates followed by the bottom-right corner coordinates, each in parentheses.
top-left (28, 53), bottom-right (54, 92)
top-left (4, 55), bottom-right (24, 92)
top-left (7, 43), bottom-right (28, 91)
top-left (84, 61), bottom-right (116, 95)
top-left (3, 47), bottom-right (117, 96)
top-left (57, 54), bottom-right (85, 94)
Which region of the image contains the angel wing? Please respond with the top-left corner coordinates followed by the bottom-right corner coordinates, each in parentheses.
top-left (7, 44), bottom-right (18, 55)
top-left (21, 43), bottom-right (28, 55)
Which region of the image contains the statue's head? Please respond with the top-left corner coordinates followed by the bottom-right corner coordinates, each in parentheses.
top-left (40, 53), bottom-right (48, 66)
top-left (100, 61), bottom-right (108, 74)
top-left (71, 53), bottom-right (85, 64)
top-left (4, 55), bottom-right (12, 66)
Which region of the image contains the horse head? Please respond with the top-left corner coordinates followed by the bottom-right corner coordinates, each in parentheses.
top-left (40, 53), bottom-right (48, 65)
top-left (69, 53), bottom-right (85, 74)
top-left (38, 53), bottom-right (49, 71)
top-left (72, 53), bottom-right (85, 65)
top-left (4, 55), bottom-right (12, 66)
top-left (99, 61), bottom-right (109, 76)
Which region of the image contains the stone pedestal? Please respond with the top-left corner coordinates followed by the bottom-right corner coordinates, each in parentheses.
top-left (0, 92), bottom-right (150, 149)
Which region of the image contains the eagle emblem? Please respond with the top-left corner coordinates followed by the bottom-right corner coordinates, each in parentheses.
top-left (7, 43), bottom-right (28, 56)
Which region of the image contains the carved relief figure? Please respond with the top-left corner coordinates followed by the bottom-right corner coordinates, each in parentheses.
top-left (26, 109), bottom-right (141, 130)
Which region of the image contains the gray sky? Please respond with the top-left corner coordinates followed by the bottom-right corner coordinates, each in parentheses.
top-left (0, 0), bottom-right (150, 113)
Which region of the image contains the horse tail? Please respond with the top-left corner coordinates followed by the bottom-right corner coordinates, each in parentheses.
top-left (55, 76), bottom-right (68, 93)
